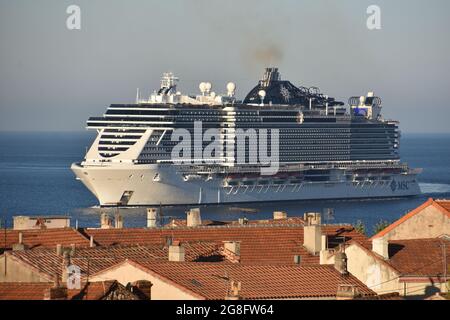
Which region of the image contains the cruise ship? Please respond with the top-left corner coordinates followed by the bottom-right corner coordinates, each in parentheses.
top-left (71, 68), bottom-right (421, 206)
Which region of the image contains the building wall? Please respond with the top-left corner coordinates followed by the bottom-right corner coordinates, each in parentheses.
top-left (345, 245), bottom-right (401, 295)
top-left (13, 216), bottom-right (70, 230)
top-left (0, 256), bottom-right (50, 282)
top-left (381, 206), bottom-right (450, 241)
top-left (90, 263), bottom-right (200, 300)
top-left (346, 245), bottom-right (448, 298)
top-left (402, 281), bottom-right (448, 298)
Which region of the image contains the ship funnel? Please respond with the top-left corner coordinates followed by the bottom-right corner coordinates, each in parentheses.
top-left (260, 67), bottom-right (280, 87)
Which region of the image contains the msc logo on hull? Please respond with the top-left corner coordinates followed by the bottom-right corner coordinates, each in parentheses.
top-left (390, 180), bottom-right (410, 192)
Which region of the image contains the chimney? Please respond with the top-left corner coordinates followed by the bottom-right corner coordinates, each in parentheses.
top-left (238, 217), bottom-right (248, 225)
top-left (303, 212), bottom-right (321, 225)
top-left (114, 214), bottom-right (124, 229)
top-left (100, 213), bottom-right (113, 229)
top-left (89, 235), bottom-right (95, 248)
top-left (334, 249), bottom-right (349, 275)
top-left (12, 232), bottom-right (27, 251)
top-left (56, 244), bottom-right (62, 256)
top-left (273, 211), bottom-right (287, 220)
top-left (372, 238), bottom-right (389, 259)
top-left (165, 236), bottom-right (173, 247)
top-left (131, 280), bottom-right (153, 300)
top-left (44, 286), bottom-right (68, 300)
top-left (61, 251), bottom-right (70, 285)
top-left (225, 281), bottom-right (241, 300)
top-left (303, 213), bottom-right (322, 254)
top-left (147, 208), bottom-right (158, 228)
top-left (168, 241), bottom-right (185, 262)
top-left (223, 241), bottom-right (241, 263)
top-left (187, 208), bottom-right (201, 227)
top-left (336, 284), bottom-right (360, 300)
top-left (70, 244), bottom-right (76, 256)
top-left (223, 241), bottom-right (241, 256)
top-left (321, 234), bottom-right (328, 250)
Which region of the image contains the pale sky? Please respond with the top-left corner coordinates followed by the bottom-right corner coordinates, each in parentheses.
top-left (1, 0), bottom-right (449, 133)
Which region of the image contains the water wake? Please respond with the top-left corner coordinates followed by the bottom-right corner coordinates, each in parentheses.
top-left (419, 183), bottom-right (450, 194)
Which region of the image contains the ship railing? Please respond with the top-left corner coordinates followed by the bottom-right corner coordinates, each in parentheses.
top-left (176, 162), bottom-right (409, 175)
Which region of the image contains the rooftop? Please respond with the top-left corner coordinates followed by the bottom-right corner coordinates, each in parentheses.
top-left (3, 241), bottom-right (223, 281)
top-left (353, 237), bottom-right (450, 279)
top-left (0, 281), bottom-right (136, 300)
top-left (388, 238), bottom-right (450, 278)
top-left (102, 260), bottom-right (376, 300)
top-left (371, 198), bottom-right (450, 239)
top-left (84, 223), bottom-right (366, 265)
top-left (1, 228), bottom-right (90, 250)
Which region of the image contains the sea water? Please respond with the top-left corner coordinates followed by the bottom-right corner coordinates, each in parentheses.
top-left (0, 132), bottom-right (449, 234)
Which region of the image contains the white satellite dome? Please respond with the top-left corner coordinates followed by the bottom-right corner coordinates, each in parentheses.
top-left (199, 82), bottom-right (207, 94)
top-left (226, 82), bottom-right (236, 96)
top-left (258, 90), bottom-right (266, 98)
top-left (205, 82), bottom-right (212, 92)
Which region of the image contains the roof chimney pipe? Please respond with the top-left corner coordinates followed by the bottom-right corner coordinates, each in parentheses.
top-left (114, 214), bottom-right (124, 229)
top-left (225, 281), bottom-right (241, 300)
top-left (303, 213), bottom-right (323, 254)
top-left (56, 244), bottom-right (62, 256)
top-left (222, 241), bottom-right (241, 263)
top-left (273, 211), bottom-right (287, 220)
top-left (100, 213), bottom-right (113, 229)
top-left (334, 246), bottom-right (349, 275)
top-left (336, 284), bottom-right (360, 300)
top-left (303, 212), bottom-right (321, 226)
top-left (187, 208), bottom-right (202, 227)
top-left (147, 208), bottom-right (158, 228)
top-left (168, 241), bottom-right (185, 262)
top-left (70, 244), bottom-right (76, 256)
top-left (372, 238), bottom-right (389, 260)
top-left (12, 232), bottom-right (27, 251)
top-left (61, 251), bottom-right (70, 285)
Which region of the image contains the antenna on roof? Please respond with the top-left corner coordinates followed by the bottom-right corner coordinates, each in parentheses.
top-left (2, 217), bottom-right (6, 261)
top-left (323, 208), bottom-right (335, 224)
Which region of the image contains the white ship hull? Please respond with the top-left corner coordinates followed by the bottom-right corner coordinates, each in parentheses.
top-left (71, 163), bottom-right (421, 206)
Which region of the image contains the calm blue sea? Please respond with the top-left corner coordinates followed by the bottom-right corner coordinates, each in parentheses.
top-left (0, 132), bottom-right (449, 234)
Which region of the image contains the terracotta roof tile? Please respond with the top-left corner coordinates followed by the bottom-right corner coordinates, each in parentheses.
top-left (67, 281), bottom-right (119, 300)
top-left (1, 228), bottom-right (90, 250)
top-left (0, 281), bottom-right (129, 300)
top-left (4, 242), bottom-right (223, 281)
top-left (126, 260), bottom-right (376, 300)
top-left (350, 238), bottom-right (450, 279)
top-left (387, 238), bottom-right (450, 277)
top-left (354, 292), bottom-right (404, 300)
top-left (84, 224), bottom-right (366, 265)
top-left (435, 200), bottom-right (450, 213)
top-left (0, 282), bottom-right (51, 300)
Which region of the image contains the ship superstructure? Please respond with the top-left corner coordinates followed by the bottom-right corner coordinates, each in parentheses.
top-left (72, 68), bottom-right (421, 206)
